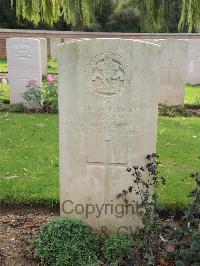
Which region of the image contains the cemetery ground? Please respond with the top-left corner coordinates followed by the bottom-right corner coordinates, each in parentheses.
top-left (0, 114), bottom-right (200, 265)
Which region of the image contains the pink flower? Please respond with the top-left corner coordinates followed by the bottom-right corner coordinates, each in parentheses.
top-left (47, 75), bottom-right (55, 83)
top-left (28, 78), bottom-right (37, 86)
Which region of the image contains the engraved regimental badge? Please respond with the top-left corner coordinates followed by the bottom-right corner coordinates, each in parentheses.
top-left (85, 53), bottom-right (128, 101)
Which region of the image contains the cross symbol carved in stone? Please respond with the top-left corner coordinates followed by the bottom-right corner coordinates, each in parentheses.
top-left (87, 139), bottom-right (127, 200)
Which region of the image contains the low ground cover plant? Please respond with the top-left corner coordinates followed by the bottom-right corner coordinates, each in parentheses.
top-left (30, 218), bottom-right (100, 266)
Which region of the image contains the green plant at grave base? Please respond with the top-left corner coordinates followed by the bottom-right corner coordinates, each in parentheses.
top-left (42, 75), bottom-right (58, 113)
top-left (163, 172), bottom-right (200, 265)
top-left (158, 105), bottom-right (198, 117)
top-left (116, 154), bottom-right (200, 265)
top-left (30, 218), bottom-right (100, 266)
top-left (22, 79), bottom-right (42, 109)
top-left (102, 234), bottom-right (136, 264)
top-left (22, 75), bottom-right (58, 113)
top-left (116, 153), bottom-right (167, 265)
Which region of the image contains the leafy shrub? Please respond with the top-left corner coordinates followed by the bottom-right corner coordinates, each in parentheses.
top-left (117, 154), bottom-right (200, 265)
top-left (22, 79), bottom-right (42, 109)
top-left (42, 75), bottom-right (58, 113)
top-left (21, 75), bottom-right (58, 113)
top-left (30, 218), bottom-right (100, 266)
top-left (163, 172), bottom-right (200, 265)
top-left (102, 234), bottom-right (136, 264)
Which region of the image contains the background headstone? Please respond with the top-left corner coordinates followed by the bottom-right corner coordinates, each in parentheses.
top-left (6, 37), bottom-right (42, 107)
top-left (186, 39), bottom-right (200, 85)
top-left (59, 39), bottom-right (161, 233)
top-left (50, 38), bottom-right (61, 58)
top-left (155, 39), bottom-right (188, 106)
top-left (38, 38), bottom-right (48, 76)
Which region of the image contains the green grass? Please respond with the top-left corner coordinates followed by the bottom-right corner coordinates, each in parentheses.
top-left (48, 59), bottom-right (58, 74)
top-left (0, 83), bottom-right (9, 102)
top-left (157, 117), bottom-right (200, 207)
top-left (0, 58), bottom-right (58, 75)
top-left (0, 59), bottom-right (8, 73)
top-left (185, 84), bottom-right (200, 105)
top-left (0, 113), bottom-right (199, 208)
top-left (0, 113), bottom-right (59, 203)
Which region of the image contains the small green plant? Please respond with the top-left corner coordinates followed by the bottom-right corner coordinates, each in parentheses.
top-left (22, 75), bottom-right (58, 113)
top-left (116, 153), bottom-right (167, 265)
top-left (102, 234), bottom-right (136, 264)
top-left (30, 218), bottom-right (100, 266)
top-left (195, 96), bottom-right (200, 106)
top-left (42, 75), bottom-right (58, 113)
top-left (163, 172), bottom-right (200, 265)
top-left (22, 79), bottom-right (42, 109)
top-left (117, 155), bottom-right (200, 265)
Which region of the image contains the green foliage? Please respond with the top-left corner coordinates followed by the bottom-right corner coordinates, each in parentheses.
top-left (179, 0), bottom-right (200, 32)
top-left (163, 173), bottom-right (200, 265)
top-left (11, 0), bottom-right (104, 30)
top-left (22, 79), bottom-right (42, 109)
top-left (105, 0), bottom-right (140, 32)
top-left (30, 218), bottom-right (100, 266)
top-left (131, 0), bottom-right (181, 32)
top-left (42, 76), bottom-right (58, 113)
top-left (117, 155), bottom-right (200, 265)
top-left (102, 234), bottom-right (135, 264)
top-left (195, 96), bottom-right (200, 105)
top-left (21, 75), bottom-right (58, 113)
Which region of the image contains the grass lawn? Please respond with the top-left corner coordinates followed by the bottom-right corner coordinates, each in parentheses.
top-left (0, 59), bottom-right (8, 73)
top-left (0, 113), bottom-right (199, 209)
top-left (185, 84), bottom-right (200, 105)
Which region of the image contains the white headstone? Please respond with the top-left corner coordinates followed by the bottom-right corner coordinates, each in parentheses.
top-left (6, 37), bottom-right (42, 108)
top-left (50, 38), bottom-right (61, 58)
top-left (186, 39), bottom-right (200, 85)
top-left (38, 38), bottom-right (48, 76)
top-left (155, 39), bottom-right (188, 106)
top-left (59, 39), bottom-right (161, 233)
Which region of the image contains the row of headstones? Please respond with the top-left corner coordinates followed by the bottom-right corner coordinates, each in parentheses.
top-left (6, 37), bottom-right (200, 109)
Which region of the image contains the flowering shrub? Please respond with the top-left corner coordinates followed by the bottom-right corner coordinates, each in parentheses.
top-left (43, 75), bottom-right (58, 113)
top-left (22, 75), bottom-right (58, 113)
top-left (22, 78), bottom-right (42, 109)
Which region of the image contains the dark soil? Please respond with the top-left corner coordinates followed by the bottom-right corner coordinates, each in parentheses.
top-left (0, 205), bottom-right (59, 266)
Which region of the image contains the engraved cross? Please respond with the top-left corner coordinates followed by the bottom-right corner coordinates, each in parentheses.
top-left (87, 139), bottom-right (127, 200)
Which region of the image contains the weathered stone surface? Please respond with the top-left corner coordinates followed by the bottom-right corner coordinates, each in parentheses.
top-left (6, 37), bottom-right (42, 107)
top-left (186, 39), bottom-right (200, 85)
top-left (59, 39), bottom-right (161, 233)
top-left (154, 39), bottom-right (188, 106)
top-left (38, 38), bottom-right (48, 76)
top-left (50, 38), bottom-right (61, 58)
